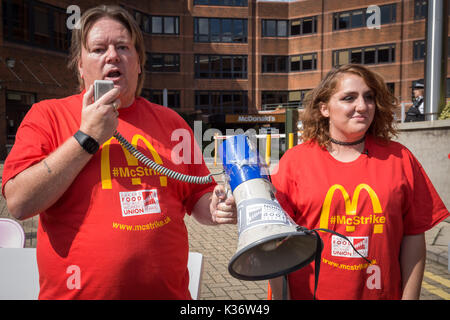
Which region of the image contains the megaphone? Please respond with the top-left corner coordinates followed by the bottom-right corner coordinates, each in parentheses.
top-left (220, 134), bottom-right (321, 281)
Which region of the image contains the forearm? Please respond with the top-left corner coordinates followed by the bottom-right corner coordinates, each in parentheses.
top-left (400, 233), bottom-right (426, 300)
top-left (191, 192), bottom-right (217, 225)
top-left (4, 136), bottom-right (93, 220)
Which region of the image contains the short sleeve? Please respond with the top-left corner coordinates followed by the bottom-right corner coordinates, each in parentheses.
top-left (402, 152), bottom-right (449, 235)
top-left (2, 102), bottom-right (55, 196)
top-left (271, 149), bottom-right (297, 219)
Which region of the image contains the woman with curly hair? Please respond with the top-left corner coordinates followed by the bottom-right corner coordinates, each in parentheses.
top-left (270, 64), bottom-right (448, 300)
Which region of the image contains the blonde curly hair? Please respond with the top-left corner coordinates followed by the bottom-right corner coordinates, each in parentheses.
top-left (301, 64), bottom-right (398, 147)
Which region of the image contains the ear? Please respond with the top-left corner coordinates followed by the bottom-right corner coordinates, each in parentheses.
top-left (78, 58), bottom-right (83, 79)
top-left (319, 102), bottom-right (329, 118)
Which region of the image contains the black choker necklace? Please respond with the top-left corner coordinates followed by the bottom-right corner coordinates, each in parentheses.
top-left (330, 136), bottom-right (365, 146)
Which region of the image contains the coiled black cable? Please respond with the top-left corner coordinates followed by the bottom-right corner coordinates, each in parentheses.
top-left (113, 131), bottom-right (222, 184)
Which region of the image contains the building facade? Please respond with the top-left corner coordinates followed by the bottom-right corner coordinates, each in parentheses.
top-left (1, 0), bottom-right (449, 158)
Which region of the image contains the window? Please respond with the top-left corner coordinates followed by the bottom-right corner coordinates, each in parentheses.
top-left (141, 89), bottom-right (180, 108)
top-left (333, 4), bottom-right (396, 30)
top-left (195, 55), bottom-right (247, 78)
top-left (262, 56), bottom-right (288, 73)
top-left (414, 0), bottom-right (427, 20)
top-left (290, 56), bottom-right (300, 72)
top-left (380, 4), bottom-right (396, 24)
top-left (290, 20), bottom-right (301, 36)
top-left (261, 90), bottom-right (310, 108)
top-left (194, 0), bottom-right (248, 6)
top-left (195, 91), bottom-right (248, 114)
top-left (152, 16), bottom-right (162, 34)
top-left (134, 10), bottom-right (179, 35)
top-left (333, 44), bottom-right (396, 66)
top-left (301, 17), bottom-right (316, 34)
top-left (146, 53), bottom-right (180, 72)
top-left (351, 10), bottom-right (364, 28)
top-left (364, 47), bottom-right (376, 64)
top-left (377, 45), bottom-right (393, 63)
top-left (263, 16), bottom-right (317, 37)
top-left (194, 18), bottom-right (247, 43)
top-left (2, 0), bottom-right (70, 52)
top-left (413, 40), bottom-right (425, 60)
top-left (263, 54), bottom-right (317, 73)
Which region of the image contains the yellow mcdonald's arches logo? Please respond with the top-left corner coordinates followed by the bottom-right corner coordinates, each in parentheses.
top-left (319, 184), bottom-right (384, 234)
top-left (100, 134), bottom-right (167, 189)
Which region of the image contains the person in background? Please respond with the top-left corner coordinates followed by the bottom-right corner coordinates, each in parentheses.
top-left (270, 64), bottom-right (448, 300)
top-left (405, 80), bottom-right (425, 122)
top-left (2, 5), bottom-right (236, 300)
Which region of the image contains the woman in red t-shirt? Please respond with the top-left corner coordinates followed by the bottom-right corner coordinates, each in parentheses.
top-left (270, 64), bottom-right (449, 300)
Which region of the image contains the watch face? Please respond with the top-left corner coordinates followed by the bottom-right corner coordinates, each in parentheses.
top-left (85, 138), bottom-right (98, 153)
top-left (75, 131), bottom-right (99, 154)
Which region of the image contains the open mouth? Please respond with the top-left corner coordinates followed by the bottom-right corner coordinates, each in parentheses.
top-left (105, 70), bottom-right (122, 81)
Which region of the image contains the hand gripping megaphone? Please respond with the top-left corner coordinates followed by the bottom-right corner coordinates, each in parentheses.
top-left (220, 134), bottom-right (322, 281)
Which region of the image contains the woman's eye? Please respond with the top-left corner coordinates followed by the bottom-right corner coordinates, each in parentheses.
top-left (343, 96), bottom-right (354, 101)
top-left (92, 48), bottom-right (104, 54)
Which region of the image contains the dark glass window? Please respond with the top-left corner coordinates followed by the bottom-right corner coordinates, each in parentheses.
top-left (333, 4), bottom-right (396, 30)
top-left (152, 16), bottom-right (162, 33)
top-left (194, 0), bottom-right (248, 6)
top-left (262, 56), bottom-right (288, 73)
top-left (350, 10), bottom-right (364, 28)
top-left (378, 46), bottom-right (392, 63)
top-left (146, 53), bottom-right (180, 72)
top-left (333, 44), bottom-right (396, 66)
top-left (364, 47), bottom-right (376, 64)
top-left (290, 56), bottom-right (300, 71)
top-left (413, 40), bottom-right (425, 60)
top-left (262, 19), bottom-right (288, 37)
top-left (301, 17), bottom-right (315, 34)
top-left (195, 91), bottom-right (248, 114)
top-left (351, 49), bottom-right (362, 64)
top-left (290, 20), bottom-right (300, 36)
top-left (134, 10), bottom-right (179, 35)
top-left (261, 90), bottom-right (310, 109)
top-left (2, 0), bottom-right (70, 52)
top-left (414, 0), bottom-right (428, 19)
top-left (195, 55), bottom-right (247, 79)
top-left (263, 54), bottom-right (317, 73)
top-left (194, 18), bottom-right (247, 43)
top-left (263, 16), bottom-right (317, 37)
top-left (141, 89), bottom-right (181, 109)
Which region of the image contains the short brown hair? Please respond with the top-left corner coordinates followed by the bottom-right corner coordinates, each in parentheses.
top-left (301, 64), bottom-right (398, 147)
top-left (67, 5), bottom-right (146, 96)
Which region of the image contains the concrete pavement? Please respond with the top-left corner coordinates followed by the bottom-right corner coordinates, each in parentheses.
top-left (0, 160), bottom-right (448, 300)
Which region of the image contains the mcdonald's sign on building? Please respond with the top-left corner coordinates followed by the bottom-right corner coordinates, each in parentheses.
top-left (319, 184), bottom-right (385, 234)
top-left (100, 134), bottom-right (167, 190)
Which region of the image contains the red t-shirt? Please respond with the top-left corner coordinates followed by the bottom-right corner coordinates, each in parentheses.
top-left (2, 92), bottom-right (215, 299)
top-left (271, 135), bottom-right (448, 300)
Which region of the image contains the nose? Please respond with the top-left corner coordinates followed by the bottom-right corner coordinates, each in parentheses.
top-left (355, 95), bottom-right (369, 112)
top-left (105, 45), bottom-right (120, 64)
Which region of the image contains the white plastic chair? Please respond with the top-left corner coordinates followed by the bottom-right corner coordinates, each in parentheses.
top-left (0, 248), bottom-right (39, 300)
top-left (187, 252), bottom-right (204, 300)
top-left (0, 218), bottom-right (25, 248)
top-left (0, 249), bottom-right (204, 300)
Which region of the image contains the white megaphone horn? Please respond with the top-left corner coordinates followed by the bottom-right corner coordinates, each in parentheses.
top-left (219, 134), bottom-right (322, 281)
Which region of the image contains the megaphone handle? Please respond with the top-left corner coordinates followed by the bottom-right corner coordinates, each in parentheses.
top-left (282, 275), bottom-right (288, 300)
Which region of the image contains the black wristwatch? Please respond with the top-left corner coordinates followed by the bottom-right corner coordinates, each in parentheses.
top-left (73, 130), bottom-right (99, 154)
